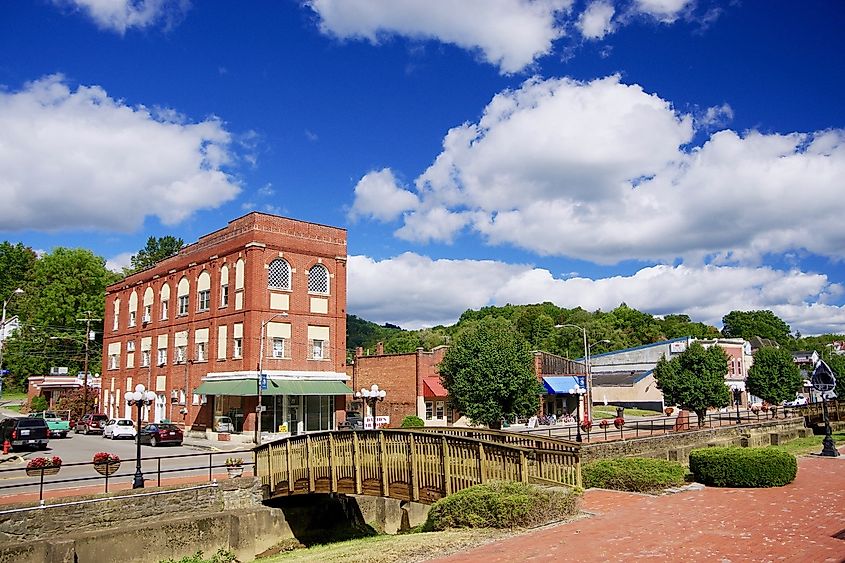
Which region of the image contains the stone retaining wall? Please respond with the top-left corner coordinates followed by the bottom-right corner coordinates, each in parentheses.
top-left (581, 418), bottom-right (809, 465)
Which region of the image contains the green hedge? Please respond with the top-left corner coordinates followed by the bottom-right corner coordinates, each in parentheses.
top-left (400, 415), bottom-right (425, 428)
top-left (583, 457), bottom-right (686, 493)
top-left (689, 447), bottom-right (797, 488)
top-left (423, 481), bottom-right (578, 530)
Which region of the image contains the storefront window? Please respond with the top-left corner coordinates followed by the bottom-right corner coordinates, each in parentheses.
top-left (305, 396), bottom-right (334, 432)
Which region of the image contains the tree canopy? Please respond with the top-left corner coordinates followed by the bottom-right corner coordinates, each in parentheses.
top-left (438, 317), bottom-right (541, 428)
top-left (0, 241), bottom-right (36, 316)
top-left (746, 347), bottom-right (803, 405)
top-left (721, 310), bottom-right (792, 344)
top-left (127, 236), bottom-right (184, 273)
top-left (653, 342), bottom-right (731, 426)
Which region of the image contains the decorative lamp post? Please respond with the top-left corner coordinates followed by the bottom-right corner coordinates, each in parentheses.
top-left (810, 360), bottom-right (840, 457)
top-left (0, 288), bottom-right (24, 399)
top-left (555, 324), bottom-right (592, 420)
top-left (568, 385), bottom-right (586, 443)
top-left (355, 384), bottom-right (386, 429)
top-left (124, 384), bottom-right (156, 488)
top-left (731, 386), bottom-right (742, 425)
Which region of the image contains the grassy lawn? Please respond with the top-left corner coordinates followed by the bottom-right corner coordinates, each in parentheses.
top-left (253, 529), bottom-right (518, 563)
top-left (4, 404), bottom-right (22, 413)
top-left (1, 391), bottom-right (27, 402)
top-left (592, 405), bottom-right (663, 418)
top-left (770, 430), bottom-right (845, 457)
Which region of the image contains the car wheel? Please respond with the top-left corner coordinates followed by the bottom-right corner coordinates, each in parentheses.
top-left (150, 436), bottom-right (158, 447)
top-left (37, 443), bottom-right (48, 451)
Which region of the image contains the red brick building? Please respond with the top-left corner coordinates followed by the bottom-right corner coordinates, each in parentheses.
top-left (350, 343), bottom-right (453, 426)
top-left (101, 212), bottom-right (349, 442)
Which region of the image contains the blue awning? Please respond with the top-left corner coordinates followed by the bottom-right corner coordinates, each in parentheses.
top-left (542, 376), bottom-right (583, 394)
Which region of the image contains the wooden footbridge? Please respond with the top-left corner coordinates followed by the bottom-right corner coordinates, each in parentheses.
top-left (254, 428), bottom-right (581, 504)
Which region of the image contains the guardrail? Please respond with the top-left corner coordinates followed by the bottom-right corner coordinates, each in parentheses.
top-left (0, 449), bottom-right (256, 502)
top-left (521, 406), bottom-right (808, 442)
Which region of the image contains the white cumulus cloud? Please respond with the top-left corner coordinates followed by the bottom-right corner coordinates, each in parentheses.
top-left (305, 0), bottom-right (573, 74)
top-left (633, 0), bottom-right (692, 22)
top-left (56, 0), bottom-right (190, 34)
top-left (356, 75), bottom-right (845, 265)
top-left (349, 169), bottom-right (419, 222)
top-left (348, 253), bottom-right (845, 335)
top-left (0, 75), bottom-right (241, 232)
top-left (578, 1), bottom-right (615, 39)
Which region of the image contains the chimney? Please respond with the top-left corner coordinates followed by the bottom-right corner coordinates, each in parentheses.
top-left (376, 341), bottom-right (384, 355)
top-left (355, 346), bottom-right (363, 358)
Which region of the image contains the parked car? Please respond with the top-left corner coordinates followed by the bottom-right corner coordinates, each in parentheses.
top-left (139, 423), bottom-right (183, 447)
top-left (75, 413), bottom-right (109, 435)
top-left (784, 396), bottom-right (809, 407)
top-left (213, 416), bottom-right (234, 433)
top-left (338, 411), bottom-right (364, 430)
top-left (103, 418), bottom-right (137, 440)
top-left (28, 411), bottom-right (71, 439)
top-left (0, 417), bottom-right (49, 451)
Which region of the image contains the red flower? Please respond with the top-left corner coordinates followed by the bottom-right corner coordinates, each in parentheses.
top-left (613, 416), bottom-right (625, 428)
top-left (93, 452), bottom-right (120, 464)
top-left (599, 419), bottom-right (609, 428)
top-left (27, 456), bottom-right (61, 469)
top-left (580, 418), bottom-right (593, 431)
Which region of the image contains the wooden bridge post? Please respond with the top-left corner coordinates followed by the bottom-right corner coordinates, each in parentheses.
top-left (519, 451), bottom-right (529, 483)
top-left (441, 436), bottom-right (452, 495)
top-left (286, 440), bottom-right (293, 493)
top-left (306, 435), bottom-right (315, 493)
top-left (379, 431), bottom-right (389, 497)
top-left (477, 443), bottom-right (487, 484)
top-left (408, 433), bottom-right (419, 502)
top-left (352, 431), bottom-right (362, 495)
top-left (267, 445), bottom-right (273, 491)
top-left (329, 433), bottom-right (337, 492)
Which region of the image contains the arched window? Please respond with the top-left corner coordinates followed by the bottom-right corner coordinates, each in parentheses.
top-left (268, 259), bottom-right (291, 290)
top-left (220, 264), bottom-right (229, 307)
top-left (160, 283), bottom-right (171, 320)
top-left (307, 264), bottom-right (329, 294)
top-left (196, 271), bottom-right (211, 312)
top-left (128, 290), bottom-right (138, 327)
top-left (177, 277), bottom-right (190, 316)
top-left (142, 287), bottom-right (154, 324)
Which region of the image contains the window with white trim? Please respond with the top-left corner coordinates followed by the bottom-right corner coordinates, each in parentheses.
top-left (143, 305), bottom-right (151, 324)
top-left (310, 339), bottom-right (326, 360)
top-left (436, 401), bottom-right (445, 420)
top-left (141, 350), bottom-right (151, 367)
top-left (425, 401), bottom-right (433, 420)
top-left (307, 264), bottom-right (329, 294)
top-left (127, 341), bottom-right (135, 352)
top-left (196, 342), bottom-right (206, 362)
top-left (233, 338), bottom-right (242, 358)
top-left (109, 354), bottom-right (119, 370)
top-left (178, 295), bottom-right (189, 316)
top-left (129, 311), bottom-right (136, 327)
top-left (197, 289), bottom-right (210, 312)
top-left (220, 285), bottom-right (229, 307)
top-left (161, 299), bottom-right (169, 320)
top-left (157, 347), bottom-right (167, 366)
top-left (268, 259), bottom-right (291, 290)
top-left (175, 346), bottom-right (186, 363)
top-left (272, 338), bottom-right (287, 358)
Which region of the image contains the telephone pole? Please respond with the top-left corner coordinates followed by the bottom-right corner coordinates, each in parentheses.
top-left (77, 312), bottom-right (100, 414)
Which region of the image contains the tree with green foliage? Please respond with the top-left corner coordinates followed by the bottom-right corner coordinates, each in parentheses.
top-left (746, 347), bottom-right (803, 406)
top-left (721, 310), bottom-right (792, 344)
top-left (439, 317), bottom-right (541, 429)
top-left (0, 242), bottom-right (37, 315)
top-left (127, 236), bottom-right (184, 273)
top-left (653, 342), bottom-right (731, 427)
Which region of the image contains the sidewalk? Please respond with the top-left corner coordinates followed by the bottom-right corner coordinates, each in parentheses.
top-left (432, 446), bottom-right (845, 562)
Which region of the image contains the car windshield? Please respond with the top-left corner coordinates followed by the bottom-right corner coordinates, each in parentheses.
top-left (117, 420), bottom-right (134, 426)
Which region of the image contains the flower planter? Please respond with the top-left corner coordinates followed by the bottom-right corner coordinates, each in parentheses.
top-left (94, 462), bottom-right (120, 476)
top-left (26, 466), bottom-right (60, 477)
top-left (613, 419), bottom-right (625, 429)
top-left (664, 407), bottom-right (674, 416)
top-left (226, 466), bottom-right (244, 479)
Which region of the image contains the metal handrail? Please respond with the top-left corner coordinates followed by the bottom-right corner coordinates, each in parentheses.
top-left (0, 448), bottom-right (256, 501)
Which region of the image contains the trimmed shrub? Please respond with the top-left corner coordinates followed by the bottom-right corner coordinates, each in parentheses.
top-left (424, 481), bottom-right (578, 530)
top-left (400, 415), bottom-right (425, 428)
top-left (583, 457), bottom-right (686, 493)
top-left (689, 446), bottom-right (797, 488)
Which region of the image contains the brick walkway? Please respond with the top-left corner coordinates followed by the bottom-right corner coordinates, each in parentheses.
top-left (432, 447), bottom-right (845, 562)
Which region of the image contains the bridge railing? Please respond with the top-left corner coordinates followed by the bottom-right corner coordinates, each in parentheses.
top-left (255, 429), bottom-right (581, 504)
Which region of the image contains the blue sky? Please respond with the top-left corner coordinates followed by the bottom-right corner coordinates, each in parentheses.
top-left (1, 1), bottom-right (844, 334)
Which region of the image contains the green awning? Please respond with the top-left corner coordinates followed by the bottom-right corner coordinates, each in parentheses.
top-left (196, 379), bottom-right (352, 397)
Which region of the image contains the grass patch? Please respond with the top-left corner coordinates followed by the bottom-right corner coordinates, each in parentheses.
top-left (769, 430), bottom-right (845, 456)
top-left (592, 406), bottom-right (662, 418)
top-left (424, 481), bottom-right (578, 531)
top-left (0, 391), bottom-right (27, 402)
top-left (583, 457), bottom-right (687, 493)
top-left (254, 528), bottom-right (519, 563)
top-left (4, 404), bottom-right (21, 413)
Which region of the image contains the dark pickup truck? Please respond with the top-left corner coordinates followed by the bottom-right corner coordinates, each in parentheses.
top-left (0, 417), bottom-right (49, 451)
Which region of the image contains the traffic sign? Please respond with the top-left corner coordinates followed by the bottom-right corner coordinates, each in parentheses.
top-left (259, 373), bottom-right (268, 390)
top-left (0, 370), bottom-right (9, 375)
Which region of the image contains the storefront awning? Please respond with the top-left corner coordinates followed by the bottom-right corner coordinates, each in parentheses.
top-left (196, 379), bottom-right (352, 397)
top-left (542, 376), bottom-right (583, 395)
top-left (423, 377), bottom-right (448, 398)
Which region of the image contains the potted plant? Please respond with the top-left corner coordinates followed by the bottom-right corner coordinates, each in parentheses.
top-left (225, 457), bottom-right (244, 478)
top-left (613, 416), bottom-right (625, 429)
top-left (664, 407), bottom-right (674, 416)
top-left (26, 456), bottom-right (62, 477)
top-left (93, 452), bottom-right (121, 475)
top-left (580, 418), bottom-right (593, 432)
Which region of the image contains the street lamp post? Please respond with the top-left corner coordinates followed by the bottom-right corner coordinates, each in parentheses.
top-left (0, 288), bottom-right (24, 399)
top-left (731, 386), bottom-right (742, 425)
top-left (355, 384), bottom-right (386, 429)
top-left (124, 384), bottom-right (156, 488)
top-left (568, 385), bottom-right (586, 443)
top-left (555, 324), bottom-right (592, 420)
top-left (255, 312), bottom-right (288, 444)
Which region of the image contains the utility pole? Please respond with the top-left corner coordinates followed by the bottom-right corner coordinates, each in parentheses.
top-left (77, 312), bottom-right (100, 415)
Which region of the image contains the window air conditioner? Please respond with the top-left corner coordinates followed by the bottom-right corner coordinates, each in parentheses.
top-left (273, 350), bottom-right (284, 358)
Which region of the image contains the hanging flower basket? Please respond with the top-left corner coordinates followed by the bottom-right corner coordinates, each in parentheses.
top-left (664, 407), bottom-right (674, 416)
top-left (613, 417), bottom-right (625, 429)
top-left (580, 418), bottom-right (593, 432)
top-left (26, 456), bottom-right (61, 477)
top-left (93, 452), bottom-right (121, 475)
top-left (599, 419), bottom-right (609, 429)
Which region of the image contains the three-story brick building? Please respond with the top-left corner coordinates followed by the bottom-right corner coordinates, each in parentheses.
top-left (101, 212), bottom-right (349, 441)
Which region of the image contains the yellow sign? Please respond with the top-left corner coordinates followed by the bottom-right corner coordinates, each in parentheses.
top-left (278, 424), bottom-right (288, 433)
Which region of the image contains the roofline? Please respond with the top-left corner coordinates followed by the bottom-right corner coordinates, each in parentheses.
top-left (585, 336), bottom-right (691, 361)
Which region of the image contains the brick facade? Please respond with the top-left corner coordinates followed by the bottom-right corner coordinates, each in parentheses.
top-left (101, 212), bottom-right (348, 436)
